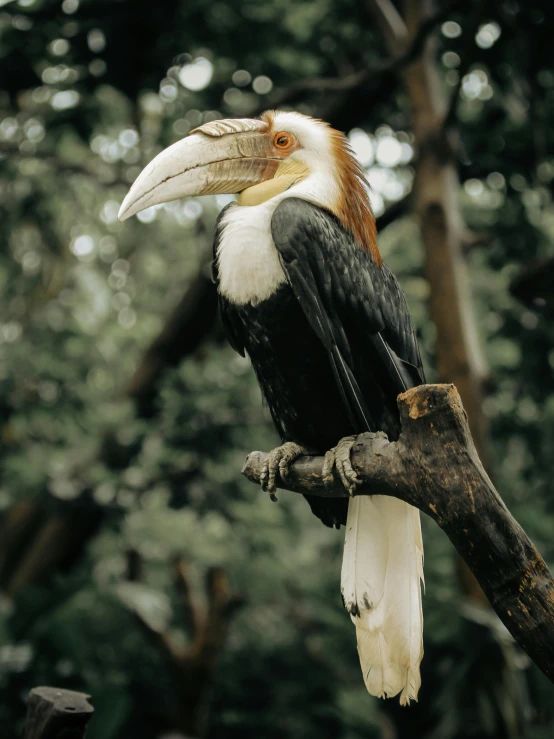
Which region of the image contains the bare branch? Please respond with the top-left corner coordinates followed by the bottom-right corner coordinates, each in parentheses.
top-left (441, 0), bottom-right (489, 132)
top-left (264, 69), bottom-right (370, 110)
top-left (375, 193), bottom-right (411, 230)
top-left (242, 384), bottom-right (554, 686)
top-left (263, 0), bottom-right (464, 112)
top-left (373, 0), bottom-right (465, 75)
top-left (133, 609), bottom-right (186, 664)
top-left (174, 557), bottom-right (202, 637)
top-left (365, 0), bottom-right (409, 51)
top-left (133, 559), bottom-right (244, 737)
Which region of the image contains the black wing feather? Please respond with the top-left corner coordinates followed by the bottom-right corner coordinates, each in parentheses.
top-left (271, 198), bottom-right (425, 436)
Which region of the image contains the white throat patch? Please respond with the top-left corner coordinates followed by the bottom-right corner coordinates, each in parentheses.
top-left (216, 146), bottom-right (340, 306)
top-left (216, 200), bottom-right (287, 305)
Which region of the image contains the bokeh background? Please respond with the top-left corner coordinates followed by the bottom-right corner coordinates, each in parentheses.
top-left (1, 0), bottom-right (554, 737)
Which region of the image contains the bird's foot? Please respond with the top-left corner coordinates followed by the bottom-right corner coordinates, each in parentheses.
top-left (322, 435), bottom-right (362, 495)
top-left (260, 442), bottom-right (311, 502)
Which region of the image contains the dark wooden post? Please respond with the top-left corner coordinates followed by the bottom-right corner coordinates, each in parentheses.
top-left (24, 687), bottom-right (94, 739)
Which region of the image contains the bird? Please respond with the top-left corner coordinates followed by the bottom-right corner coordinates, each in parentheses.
top-left (119, 111), bottom-right (425, 704)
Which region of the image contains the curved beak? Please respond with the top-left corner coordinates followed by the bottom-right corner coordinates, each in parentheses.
top-left (118, 118), bottom-right (280, 221)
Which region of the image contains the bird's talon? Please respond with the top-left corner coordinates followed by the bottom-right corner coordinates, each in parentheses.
top-left (260, 462), bottom-right (270, 493)
top-left (257, 442), bottom-right (309, 502)
top-left (279, 463), bottom-right (289, 483)
top-left (322, 450), bottom-right (336, 485)
top-left (322, 435), bottom-right (361, 496)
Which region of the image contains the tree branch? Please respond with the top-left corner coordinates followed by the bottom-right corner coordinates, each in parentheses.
top-left (173, 557), bottom-right (202, 637)
top-left (242, 383), bottom-right (554, 685)
top-left (364, 0), bottom-right (409, 52)
top-left (263, 0), bottom-right (464, 112)
top-left (375, 193), bottom-right (411, 230)
top-left (441, 0), bottom-right (489, 133)
top-left (134, 558), bottom-right (244, 737)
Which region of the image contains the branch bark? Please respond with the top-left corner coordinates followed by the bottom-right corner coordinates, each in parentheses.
top-left (242, 384), bottom-right (554, 685)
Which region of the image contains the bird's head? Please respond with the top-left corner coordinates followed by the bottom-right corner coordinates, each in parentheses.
top-left (118, 111), bottom-right (378, 260)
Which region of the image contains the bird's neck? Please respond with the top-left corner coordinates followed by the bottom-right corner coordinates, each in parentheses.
top-left (237, 160), bottom-right (310, 206)
top-left (236, 150), bottom-right (380, 264)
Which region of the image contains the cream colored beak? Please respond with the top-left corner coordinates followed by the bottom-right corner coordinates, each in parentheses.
top-left (118, 118), bottom-right (281, 221)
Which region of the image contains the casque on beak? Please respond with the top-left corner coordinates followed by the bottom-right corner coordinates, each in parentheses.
top-left (118, 118), bottom-right (282, 221)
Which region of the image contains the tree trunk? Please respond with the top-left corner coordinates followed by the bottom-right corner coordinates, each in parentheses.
top-left (367, 0), bottom-right (491, 607)
top-left (402, 0), bottom-right (490, 466)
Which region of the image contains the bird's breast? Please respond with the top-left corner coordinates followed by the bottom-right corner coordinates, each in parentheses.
top-left (216, 201), bottom-right (287, 305)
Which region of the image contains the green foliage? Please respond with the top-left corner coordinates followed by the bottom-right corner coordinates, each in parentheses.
top-left (1, 0), bottom-right (554, 737)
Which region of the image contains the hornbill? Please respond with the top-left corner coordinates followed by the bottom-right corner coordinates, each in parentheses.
top-left (119, 111), bottom-right (425, 704)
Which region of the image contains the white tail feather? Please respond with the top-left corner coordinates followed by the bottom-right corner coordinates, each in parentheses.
top-left (341, 495), bottom-right (424, 704)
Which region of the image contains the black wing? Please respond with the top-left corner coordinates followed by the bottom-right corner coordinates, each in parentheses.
top-left (271, 197), bottom-right (425, 439)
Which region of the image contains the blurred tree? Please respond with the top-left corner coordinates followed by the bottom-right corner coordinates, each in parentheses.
top-left (0, 0), bottom-right (554, 738)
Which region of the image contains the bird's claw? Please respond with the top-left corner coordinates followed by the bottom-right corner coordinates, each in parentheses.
top-left (322, 435), bottom-right (362, 495)
top-left (260, 442), bottom-right (309, 501)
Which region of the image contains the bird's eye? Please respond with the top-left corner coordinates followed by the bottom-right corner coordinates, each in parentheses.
top-left (274, 132), bottom-right (291, 148)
